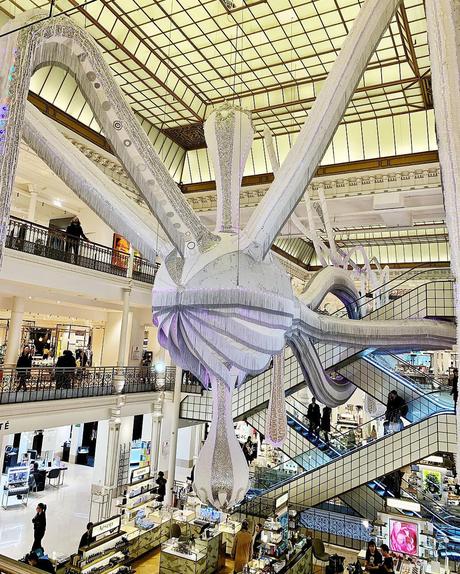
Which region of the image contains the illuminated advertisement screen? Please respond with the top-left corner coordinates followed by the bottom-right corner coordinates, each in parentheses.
top-left (389, 519), bottom-right (419, 556)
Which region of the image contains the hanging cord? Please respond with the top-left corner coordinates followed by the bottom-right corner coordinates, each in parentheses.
top-left (233, 11), bottom-right (242, 287)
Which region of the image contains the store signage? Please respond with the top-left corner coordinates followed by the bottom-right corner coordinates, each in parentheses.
top-left (275, 492), bottom-right (288, 509)
top-left (131, 465), bottom-right (149, 483)
top-left (386, 498), bottom-right (421, 513)
top-left (91, 515), bottom-right (121, 539)
top-left (0, 420), bottom-right (10, 431)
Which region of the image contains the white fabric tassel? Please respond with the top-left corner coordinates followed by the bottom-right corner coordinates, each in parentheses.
top-left (265, 351), bottom-right (287, 447)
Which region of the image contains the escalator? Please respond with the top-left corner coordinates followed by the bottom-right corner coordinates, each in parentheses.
top-left (235, 391), bottom-right (455, 518)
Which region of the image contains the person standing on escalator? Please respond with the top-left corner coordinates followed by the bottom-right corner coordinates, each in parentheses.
top-left (307, 397), bottom-right (321, 437)
top-left (451, 368), bottom-right (458, 409)
top-left (321, 406), bottom-right (332, 443)
top-left (384, 390), bottom-right (407, 434)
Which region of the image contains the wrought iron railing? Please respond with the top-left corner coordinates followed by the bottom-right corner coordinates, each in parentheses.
top-left (6, 216), bottom-right (158, 284)
top-left (0, 365), bottom-right (176, 403)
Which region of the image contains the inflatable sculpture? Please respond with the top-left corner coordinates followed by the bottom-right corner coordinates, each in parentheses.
top-left (0, 0), bottom-right (454, 510)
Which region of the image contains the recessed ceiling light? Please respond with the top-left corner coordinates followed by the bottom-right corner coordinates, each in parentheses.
top-left (54, 199), bottom-right (62, 207)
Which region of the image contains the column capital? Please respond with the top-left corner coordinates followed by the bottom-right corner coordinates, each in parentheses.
top-left (152, 394), bottom-right (164, 418)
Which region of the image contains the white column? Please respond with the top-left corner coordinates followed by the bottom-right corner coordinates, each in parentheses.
top-left (69, 424), bottom-right (84, 464)
top-left (165, 366), bottom-right (182, 505)
top-left (5, 297), bottom-right (25, 367)
top-left (150, 394), bottom-right (164, 475)
top-left (117, 287), bottom-right (131, 367)
top-left (193, 424), bottom-right (203, 467)
top-left (27, 189), bottom-right (38, 222)
top-left (128, 307), bottom-right (150, 367)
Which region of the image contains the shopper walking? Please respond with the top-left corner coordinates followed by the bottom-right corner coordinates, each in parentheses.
top-left (65, 217), bottom-right (89, 264)
top-left (156, 470), bottom-right (167, 502)
top-left (16, 345), bottom-right (32, 391)
top-left (307, 397), bottom-right (321, 437)
top-left (321, 405), bottom-right (332, 443)
top-left (31, 503), bottom-right (47, 552)
top-left (383, 390), bottom-right (407, 434)
top-left (232, 519), bottom-right (253, 573)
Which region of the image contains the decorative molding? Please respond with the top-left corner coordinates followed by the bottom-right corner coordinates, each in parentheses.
top-left (162, 123), bottom-right (206, 150)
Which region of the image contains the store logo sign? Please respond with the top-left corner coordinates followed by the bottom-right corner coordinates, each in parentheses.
top-left (0, 420), bottom-right (10, 431)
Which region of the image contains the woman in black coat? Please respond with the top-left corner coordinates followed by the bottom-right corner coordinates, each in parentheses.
top-left (32, 503), bottom-right (47, 551)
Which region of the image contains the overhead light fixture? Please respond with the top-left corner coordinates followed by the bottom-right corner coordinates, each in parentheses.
top-left (386, 497), bottom-right (421, 513)
top-left (53, 199), bottom-right (62, 207)
top-left (38, 337), bottom-right (43, 342)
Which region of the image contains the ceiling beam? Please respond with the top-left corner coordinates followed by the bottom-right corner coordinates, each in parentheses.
top-left (395, 4), bottom-right (433, 109)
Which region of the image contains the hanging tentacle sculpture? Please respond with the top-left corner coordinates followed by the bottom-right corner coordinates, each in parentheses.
top-left (0, 0), bottom-right (455, 511)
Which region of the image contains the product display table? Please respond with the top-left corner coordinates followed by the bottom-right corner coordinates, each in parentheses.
top-left (123, 513), bottom-right (171, 560)
top-left (248, 543), bottom-right (311, 574)
top-left (160, 540), bottom-right (207, 574)
top-left (218, 520), bottom-right (241, 554)
top-left (159, 532), bottom-right (223, 574)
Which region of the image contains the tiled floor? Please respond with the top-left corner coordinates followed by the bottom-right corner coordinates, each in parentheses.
top-left (0, 463), bottom-right (94, 560)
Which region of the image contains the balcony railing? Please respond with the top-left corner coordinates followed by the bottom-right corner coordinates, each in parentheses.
top-left (6, 216), bottom-right (158, 284)
top-left (0, 365), bottom-right (177, 403)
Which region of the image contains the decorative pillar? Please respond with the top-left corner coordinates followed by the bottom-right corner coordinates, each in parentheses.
top-left (27, 187), bottom-right (38, 222)
top-left (91, 398), bottom-right (125, 520)
top-left (150, 393), bottom-right (164, 475)
top-left (114, 287), bottom-right (131, 393)
top-left (117, 287), bottom-right (131, 367)
top-left (192, 423), bottom-right (203, 467)
top-left (5, 296), bottom-right (25, 367)
top-left (165, 366), bottom-right (182, 505)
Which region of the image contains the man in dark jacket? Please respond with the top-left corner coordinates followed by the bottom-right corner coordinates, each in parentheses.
top-left (307, 397), bottom-right (321, 437)
top-left (55, 350), bottom-right (76, 389)
top-left (26, 552), bottom-right (55, 574)
top-left (384, 390), bottom-right (407, 434)
top-left (65, 217), bottom-right (89, 263)
top-left (16, 346), bottom-right (32, 391)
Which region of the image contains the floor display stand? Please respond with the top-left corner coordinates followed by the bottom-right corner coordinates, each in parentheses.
top-left (2, 466), bottom-right (30, 509)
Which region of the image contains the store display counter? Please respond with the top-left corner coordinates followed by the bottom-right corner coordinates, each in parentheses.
top-left (159, 531), bottom-right (223, 574)
top-left (218, 520), bottom-right (241, 554)
top-left (123, 513), bottom-right (171, 560)
top-left (248, 544), bottom-right (311, 574)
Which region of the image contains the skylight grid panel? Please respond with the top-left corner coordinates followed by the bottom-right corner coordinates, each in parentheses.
top-left (126, 9), bottom-right (150, 26)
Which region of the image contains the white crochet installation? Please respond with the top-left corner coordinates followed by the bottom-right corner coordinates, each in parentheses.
top-left (0, 0), bottom-right (456, 510)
